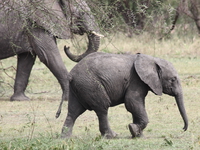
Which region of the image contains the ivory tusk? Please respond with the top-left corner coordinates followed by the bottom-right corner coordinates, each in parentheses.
top-left (91, 31), bottom-right (104, 38)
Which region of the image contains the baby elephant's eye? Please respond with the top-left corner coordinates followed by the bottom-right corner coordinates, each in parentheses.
top-left (169, 77), bottom-right (177, 83)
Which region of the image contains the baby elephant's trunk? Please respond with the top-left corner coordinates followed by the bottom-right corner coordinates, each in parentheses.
top-left (175, 93), bottom-right (188, 131)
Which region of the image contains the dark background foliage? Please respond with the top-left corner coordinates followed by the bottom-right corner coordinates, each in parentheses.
top-left (87, 0), bottom-right (200, 37)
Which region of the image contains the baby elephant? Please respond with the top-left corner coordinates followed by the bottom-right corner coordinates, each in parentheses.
top-left (57, 47), bottom-right (188, 138)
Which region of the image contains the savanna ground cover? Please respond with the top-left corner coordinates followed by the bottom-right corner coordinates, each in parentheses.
top-left (0, 31), bottom-right (200, 149)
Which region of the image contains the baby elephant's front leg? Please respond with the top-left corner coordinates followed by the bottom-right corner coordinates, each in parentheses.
top-left (128, 123), bottom-right (144, 138)
top-left (128, 111), bottom-right (149, 138)
top-left (125, 94), bottom-right (149, 138)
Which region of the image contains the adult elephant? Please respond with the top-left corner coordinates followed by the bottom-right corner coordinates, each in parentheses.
top-left (0, 0), bottom-right (102, 101)
top-left (57, 47), bottom-right (188, 138)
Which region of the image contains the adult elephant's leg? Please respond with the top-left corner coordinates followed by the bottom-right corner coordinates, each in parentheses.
top-left (11, 52), bottom-right (36, 101)
top-left (95, 109), bottom-right (117, 138)
top-left (124, 87), bottom-right (149, 138)
top-left (28, 28), bottom-right (69, 101)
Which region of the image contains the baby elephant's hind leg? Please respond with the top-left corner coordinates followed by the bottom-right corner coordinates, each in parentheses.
top-left (95, 110), bottom-right (117, 139)
top-left (61, 93), bottom-right (86, 138)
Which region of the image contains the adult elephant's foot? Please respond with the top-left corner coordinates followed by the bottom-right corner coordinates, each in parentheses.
top-left (128, 123), bottom-right (143, 138)
top-left (10, 93), bottom-right (30, 101)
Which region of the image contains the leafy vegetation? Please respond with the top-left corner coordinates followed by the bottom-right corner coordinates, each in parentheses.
top-left (87, 0), bottom-right (200, 36)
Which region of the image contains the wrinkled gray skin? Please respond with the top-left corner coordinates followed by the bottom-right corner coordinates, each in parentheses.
top-left (58, 49), bottom-right (188, 138)
top-left (0, 0), bottom-right (101, 101)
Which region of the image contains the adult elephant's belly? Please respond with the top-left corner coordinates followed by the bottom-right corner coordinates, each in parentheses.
top-left (0, 9), bottom-right (32, 59)
top-left (0, 31), bottom-right (31, 59)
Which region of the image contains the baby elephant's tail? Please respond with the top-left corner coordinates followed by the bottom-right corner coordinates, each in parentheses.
top-left (56, 99), bottom-right (64, 118)
top-left (55, 75), bottom-right (72, 118)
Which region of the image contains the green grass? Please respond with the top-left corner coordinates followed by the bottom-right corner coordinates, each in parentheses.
top-left (0, 32), bottom-right (200, 149)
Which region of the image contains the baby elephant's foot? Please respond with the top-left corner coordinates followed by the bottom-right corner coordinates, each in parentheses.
top-left (60, 133), bottom-right (71, 139)
top-left (103, 131), bottom-right (118, 139)
top-left (128, 123), bottom-right (143, 138)
top-left (60, 127), bottom-right (72, 139)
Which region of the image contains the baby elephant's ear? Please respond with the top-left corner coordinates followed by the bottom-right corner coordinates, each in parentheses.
top-left (135, 54), bottom-right (163, 95)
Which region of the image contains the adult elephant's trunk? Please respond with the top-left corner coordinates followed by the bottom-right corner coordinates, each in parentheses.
top-left (64, 32), bottom-right (101, 62)
top-left (175, 93), bottom-right (188, 131)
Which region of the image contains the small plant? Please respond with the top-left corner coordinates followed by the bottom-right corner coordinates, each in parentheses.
top-left (163, 138), bottom-right (173, 147)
